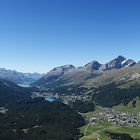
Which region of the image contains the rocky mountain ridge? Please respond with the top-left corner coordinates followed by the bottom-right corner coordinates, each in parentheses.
top-left (33, 55), bottom-right (139, 87)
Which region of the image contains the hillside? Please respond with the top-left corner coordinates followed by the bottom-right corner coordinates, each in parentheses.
top-left (0, 79), bottom-right (31, 106)
top-left (0, 98), bottom-right (85, 140)
top-left (83, 64), bottom-right (140, 89)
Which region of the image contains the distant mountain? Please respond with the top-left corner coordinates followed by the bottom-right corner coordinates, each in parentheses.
top-left (44, 64), bottom-right (75, 80)
top-left (0, 68), bottom-right (43, 84)
top-left (100, 55), bottom-right (126, 71)
top-left (33, 64), bottom-right (76, 86)
top-left (83, 60), bottom-right (102, 71)
top-left (33, 55), bottom-right (137, 88)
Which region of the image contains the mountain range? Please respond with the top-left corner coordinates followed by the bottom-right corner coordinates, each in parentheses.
top-left (33, 55), bottom-right (139, 88)
top-left (0, 68), bottom-right (43, 84)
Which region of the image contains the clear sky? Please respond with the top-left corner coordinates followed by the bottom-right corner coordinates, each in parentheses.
top-left (0, 0), bottom-right (140, 73)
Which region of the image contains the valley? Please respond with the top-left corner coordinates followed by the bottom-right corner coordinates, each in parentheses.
top-left (1, 0), bottom-right (140, 139)
top-left (0, 56), bottom-right (140, 140)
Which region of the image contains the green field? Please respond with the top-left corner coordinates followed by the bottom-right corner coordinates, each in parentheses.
top-left (83, 106), bottom-right (105, 118)
top-left (113, 98), bottom-right (140, 114)
top-left (80, 123), bottom-right (112, 140)
top-left (80, 101), bottom-right (140, 140)
top-left (80, 123), bottom-right (140, 140)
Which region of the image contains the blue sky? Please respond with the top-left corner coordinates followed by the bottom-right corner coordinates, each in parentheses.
top-left (0, 0), bottom-right (140, 73)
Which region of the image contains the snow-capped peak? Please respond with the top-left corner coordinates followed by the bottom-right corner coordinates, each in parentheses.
top-left (122, 59), bottom-right (136, 67)
top-left (121, 60), bottom-right (127, 65)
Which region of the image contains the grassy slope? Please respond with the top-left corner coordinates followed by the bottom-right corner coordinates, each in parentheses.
top-left (80, 100), bottom-right (140, 140)
top-left (113, 97), bottom-right (140, 114)
top-left (81, 125), bottom-right (140, 140)
top-left (83, 106), bottom-right (105, 118)
top-left (82, 66), bottom-right (140, 89)
top-left (80, 107), bottom-right (109, 140)
top-left (80, 123), bottom-right (112, 140)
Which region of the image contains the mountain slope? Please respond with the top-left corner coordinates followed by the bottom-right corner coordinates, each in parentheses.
top-left (83, 64), bottom-right (140, 89)
top-left (0, 98), bottom-right (85, 140)
top-left (0, 79), bottom-right (31, 106)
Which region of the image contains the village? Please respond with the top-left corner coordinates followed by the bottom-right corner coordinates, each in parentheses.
top-left (90, 108), bottom-right (140, 127)
top-left (31, 91), bottom-right (86, 104)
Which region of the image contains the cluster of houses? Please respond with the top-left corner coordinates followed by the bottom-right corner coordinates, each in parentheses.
top-left (91, 108), bottom-right (140, 127)
top-left (32, 91), bottom-right (86, 104)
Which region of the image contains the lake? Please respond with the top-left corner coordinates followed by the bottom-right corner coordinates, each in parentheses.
top-left (18, 84), bottom-right (31, 87)
top-left (45, 97), bottom-right (63, 102)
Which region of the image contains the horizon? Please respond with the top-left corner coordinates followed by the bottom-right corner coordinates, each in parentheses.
top-left (0, 0), bottom-right (140, 73)
top-left (0, 55), bottom-right (139, 74)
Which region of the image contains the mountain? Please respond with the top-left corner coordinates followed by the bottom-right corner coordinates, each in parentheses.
top-left (43, 64), bottom-right (75, 80)
top-left (99, 55), bottom-right (136, 71)
top-left (82, 60), bottom-right (102, 71)
top-left (0, 68), bottom-right (43, 84)
top-left (33, 64), bottom-right (76, 86)
top-left (100, 55), bottom-right (126, 71)
top-left (0, 79), bottom-right (31, 106)
top-left (33, 56), bottom-right (137, 88)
